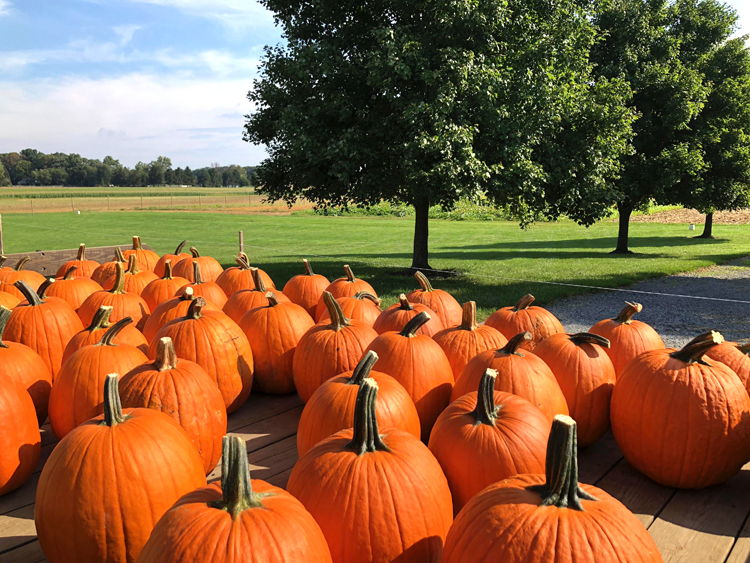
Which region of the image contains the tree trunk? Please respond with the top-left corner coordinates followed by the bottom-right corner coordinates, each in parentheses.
top-left (611, 203), bottom-right (633, 254)
top-left (410, 196), bottom-right (432, 271)
top-left (698, 212), bottom-right (714, 238)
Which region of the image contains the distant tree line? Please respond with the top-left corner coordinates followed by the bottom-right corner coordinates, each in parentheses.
top-left (0, 149), bottom-right (255, 188)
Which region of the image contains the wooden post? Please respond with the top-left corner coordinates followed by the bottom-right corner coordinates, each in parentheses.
top-left (140, 195), bottom-right (143, 208)
top-left (107, 196), bottom-right (110, 211)
top-left (239, 231), bottom-right (244, 253)
top-left (30, 199), bottom-right (34, 215)
top-left (71, 197), bottom-right (74, 212)
top-left (0, 214), bottom-right (4, 255)
top-left (199, 194), bottom-right (201, 206)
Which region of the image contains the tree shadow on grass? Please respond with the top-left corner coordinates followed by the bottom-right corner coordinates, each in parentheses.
top-left (441, 235), bottom-right (727, 252)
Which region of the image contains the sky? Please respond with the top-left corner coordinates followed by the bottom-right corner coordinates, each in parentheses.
top-left (0, 0), bottom-right (749, 169)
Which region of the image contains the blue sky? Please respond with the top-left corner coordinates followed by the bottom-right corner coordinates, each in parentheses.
top-left (1, 0), bottom-right (749, 168)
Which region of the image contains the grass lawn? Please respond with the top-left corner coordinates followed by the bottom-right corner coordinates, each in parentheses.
top-left (1, 211), bottom-right (747, 319)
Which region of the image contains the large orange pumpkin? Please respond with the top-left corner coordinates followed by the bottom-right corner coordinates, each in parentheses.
top-left (138, 435), bottom-right (333, 563)
top-left (317, 291), bottom-right (381, 326)
top-left (589, 301), bottom-right (665, 377)
top-left (149, 297), bottom-right (254, 413)
top-left (705, 341), bottom-right (750, 393)
top-left (122, 235), bottom-right (160, 271)
top-left (288, 379), bottom-right (453, 563)
top-left (63, 305), bottom-right (148, 363)
top-left (313, 264), bottom-right (377, 321)
top-left (611, 331), bottom-right (750, 488)
top-left (372, 293), bottom-right (444, 336)
top-left (0, 376), bottom-right (41, 496)
top-left (172, 246), bottom-right (224, 282)
top-left (282, 258), bottom-right (330, 317)
top-left (104, 254), bottom-right (158, 295)
top-left (405, 271), bottom-right (462, 328)
top-left (429, 368), bottom-right (550, 513)
top-left (0, 305), bottom-right (53, 425)
top-left (433, 301), bottom-right (508, 379)
top-left (222, 267), bottom-right (290, 324)
top-left (90, 247), bottom-right (126, 286)
top-left (485, 294), bottom-right (564, 350)
top-left (153, 240), bottom-right (190, 278)
top-left (140, 259), bottom-right (190, 312)
top-left (119, 337), bottom-right (227, 474)
top-left (297, 350), bottom-right (420, 457)
top-left (78, 262), bottom-right (151, 331)
top-left (293, 291), bottom-right (378, 403)
top-left (238, 291), bottom-right (314, 394)
top-left (0, 256), bottom-right (46, 298)
top-left (441, 415), bottom-right (662, 563)
top-left (48, 317), bottom-right (148, 438)
top-left (215, 252), bottom-right (275, 296)
top-left (141, 287), bottom-right (221, 344)
top-left (175, 260), bottom-right (228, 308)
top-left (365, 311), bottom-right (453, 440)
top-left (44, 267), bottom-right (103, 311)
top-left (533, 332), bottom-right (614, 447)
top-left (0, 290), bottom-right (20, 309)
top-left (36, 374), bottom-right (206, 563)
top-left (453, 332), bottom-right (569, 422)
top-left (55, 243), bottom-right (100, 279)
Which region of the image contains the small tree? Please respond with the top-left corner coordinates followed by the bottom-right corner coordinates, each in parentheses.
top-left (0, 162), bottom-right (11, 186)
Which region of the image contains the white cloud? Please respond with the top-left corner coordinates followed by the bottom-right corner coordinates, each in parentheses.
top-left (128, 0), bottom-right (273, 30)
top-left (0, 1), bottom-right (10, 17)
top-left (112, 24), bottom-right (142, 46)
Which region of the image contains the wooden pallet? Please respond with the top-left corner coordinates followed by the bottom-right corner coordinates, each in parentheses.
top-left (2, 392), bottom-right (749, 563)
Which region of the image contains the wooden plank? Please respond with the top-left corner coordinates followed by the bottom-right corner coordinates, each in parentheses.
top-left (0, 504), bottom-right (35, 554)
top-left (230, 406), bottom-right (304, 454)
top-left (0, 539), bottom-right (47, 563)
top-left (207, 435), bottom-right (298, 483)
top-left (268, 467), bottom-right (294, 489)
top-left (226, 393), bottom-right (303, 433)
top-left (578, 431), bottom-right (624, 485)
top-left (724, 513), bottom-right (750, 563)
top-left (0, 473), bottom-right (40, 516)
top-left (3, 244), bottom-right (150, 276)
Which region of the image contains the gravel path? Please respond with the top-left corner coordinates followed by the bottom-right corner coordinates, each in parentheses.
top-left (547, 257), bottom-right (750, 348)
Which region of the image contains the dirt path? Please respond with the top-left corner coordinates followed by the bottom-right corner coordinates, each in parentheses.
top-left (630, 208), bottom-right (750, 224)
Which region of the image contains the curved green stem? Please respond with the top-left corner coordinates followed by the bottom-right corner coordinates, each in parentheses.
top-left (63, 266), bottom-right (78, 280)
top-left (265, 291), bottom-right (280, 307)
top-left (190, 246), bottom-right (201, 258)
top-left (114, 247), bottom-right (126, 262)
top-left (323, 291), bottom-right (350, 330)
top-left (354, 291), bottom-right (381, 308)
top-left (235, 253), bottom-right (251, 270)
top-left (76, 243), bottom-right (86, 260)
top-left (37, 279), bottom-right (53, 298)
top-left (14, 280), bottom-right (43, 306)
top-left (414, 271), bottom-right (434, 292)
top-left (738, 342), bottom-right (750, 355)
top-left (174, 240), bottom-right (187, 255)
top-left (101, 373), bottom-right (128, 427)
top-left (125, 254), bottom-right (140, 275)
top-left (251, 267), bottom-right (266, 292)
top-left (303, 259), bottom-right (314, 276)
top-left (209, 436), bottom-right (271, 517)
top-left (614, 302), bottom-right (643, 324)
top-left (343, 264), bottom-right (356, 282)
top-left (396, 293), bottom-right (413, 310)
top-left (499, 332), bottom-right (532, 355)
top-left (569, 333), bottom-right (610, 348)
top-left (348, 350), bottom-right (379, 385)
top-left (14, 257), bottom-right (30, 271)
top-left (671, 331), bottom-right (724, 364)
top-left (186, 296), bottom-right (206, 319)
top-left (0, 306), bottom-right (11, 348)
top-left (110, 262), bottom-right (126, 294)
top-left (512, 294), bottom-right (535, 311)
top-left (87, 306), bottom-right (114, 331)
top-left (192, 261), bottom-right (204, 285)
top-left (345, 378), bottom-right (390, 455)
top-left (97, 317), bottom-right (133, 346)
top-left (399, 311), bottom-right (431, 337)
top-left (470, 369), bottom-right (499, 426)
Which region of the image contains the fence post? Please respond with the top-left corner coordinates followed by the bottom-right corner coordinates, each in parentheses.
top-left (199, 194), bottom-right (201, 206)
top-left (108, 196), bottom-right (110, 211)
top-left (141, 195), bottom-right (143, 208)
top-left (71, 197), bottom-right (74, 212)
top-left (0, 214), bottom-right (4, 255)
top-left (30, 199), bottom-right (34, 215)
top-left (239, 231), bottom-right (244, 253)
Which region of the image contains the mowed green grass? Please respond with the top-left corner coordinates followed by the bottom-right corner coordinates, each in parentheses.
top-left (2, 211), bottom-right (747, 319)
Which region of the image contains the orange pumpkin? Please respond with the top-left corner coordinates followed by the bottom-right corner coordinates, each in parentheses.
top-left (365, 311), bottom-right (453, 440)
top-left (705, 341), bottom-right (750, 393)
top-left (589, 301), bottom-right (666, 377)
top-left (78, 262), bottom-right (151, 331)
top-left (293, 291), bottom-right (378, 403)
top-left (141, 287), bottom-right (221, 344)
top-left (282, 258), bottom-right (330, 317)
top-left (153, 240), bottom-right (190, 278)
top-left (453, 332), bottom-right (569, 422)
top-left (442, 415), bottom-right (662, 563)
top-left (140, 259), bottom-right (190, 312)
top-left (48, 317), bottom-right (148, 438)
top-left (0, 306), bottom-right (53, 425)
top-left (288, 379), bottom-right (453, 563)
top-left (485, 294), bottom-right (564, 350)
top-left (297, 350), bottom-right (420, 457)
top-left (433, 301), bottom-right (508, 379)
top-left (317, 291), bottom-right (381, 326)
top-left (36, 374), bottom-right (206, 563)
top-left (0, 377), bottom-right (41, 496)
top-left (104, 254), bottom-right (158, 295)
top-left (55, 243), bottom-right (100, 279)
top-left (223, 267), bottom-right (291, 324)
top-left (372, 293), bottom-right (444, 336)
top-left (172, 246), bottom-right (224, 282)
top-left (611, 331), bottom-right (750, 488)
top-left (63, 305), bottom-right (148, 364)
top-left (429, 368), bottom-right (550, 513)
top-left (313, 264), bottom-right (377, 321)
top-left (43, 267), bottom-right (103, 312)
top-left (533, 332), bottom-right (614, 447)
top-left (138, 435), bottom-right (333, 563)
top-left (149, 297), bottom-right (254, 413)
top-left (405, 271), bottom-right (462, 327)
top-left (120, 337), bottom-right (227, 474)
top-left (0, 256), bottom-right (46, 298)
top-left (122, 235), bottom-right (160, 271)
top-left (215, 252), bottom-right (275, 296)
top-left (90, 247), bottom-right (126, 286)
top-left (175, 260), bottom-right (228, 308)
top-left (0, 290), bottom-right (21, 309)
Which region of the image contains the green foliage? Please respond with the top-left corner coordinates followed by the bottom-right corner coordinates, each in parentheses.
top-left (305, 198), bottom-right (514, 221)
top-left (0, 161), bottom-right (10, 187)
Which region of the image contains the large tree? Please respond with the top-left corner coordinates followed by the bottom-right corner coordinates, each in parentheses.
top-left (0, 162), bottom-right (10, 187)
top-left (245, 0), bottom-right (633, 270)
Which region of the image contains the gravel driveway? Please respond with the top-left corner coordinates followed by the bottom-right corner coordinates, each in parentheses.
top-left (547, 257), bottom-right (750, 348)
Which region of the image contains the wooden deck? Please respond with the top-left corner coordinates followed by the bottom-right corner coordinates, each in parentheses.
top-left (2, 392), bottom-right (750, 563)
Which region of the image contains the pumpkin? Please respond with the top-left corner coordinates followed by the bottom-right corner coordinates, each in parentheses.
top-left (104, 254), bottom-right (158, 295)
top-left (48, 317), bottom-right (148, 438)
top-left (317, 291), bottom-right (381, 326)
top-left (288, 379), bottom-right (453, 563)
top-left (365, 311), bottom-right (453, 440)
top-left (36, 374), bottom-right (206, 563)
top-left (0, 255), bottom-right (9, 271)
top-left (611, 331), bottom-right (750, 488)
top-left (313, 264), bottom-right (377, 321)
top-left (0, 256), bottom-right (46, 298)
top-left (293, 291), bottom-right (378, 403)
top-left (0, 306), bottom-right (53, 425)
top-left (140, 259), bottom-right (190, 312)
top-left (149, 297), bottom-right (254, 413)
top-left (0, 290), bottom-right (20, 309)
top-left (282, 258), bottom-right (330, 317)
top-left (43, 267), bottom-right (103, 311)
top-left (138, 435), bottom-right (333, 563)
top-left (122, 235), bottom-right (160, 271)
top-left (485, 294), bottom-right (564, 350)
top-left (433, 301), bottom-right (508, 379)
top-left (141, 287), bottom-right (221, 344)
top-left (429, 368), bottom-right (550, 513)
top-left (153, 240), bottom-right (190, 278)
top-left (172, 246), bottom-right (224, 282)
top-left (533, 332), bottom-right (614, 447)
top-left (705, 341), bottom-right (750, 393)
top-left (441, 415), bottom-right (662, 563)
top-left (297, 350), bottom-right (420, 457)
top-left (5, 280), bottom-right (84, 378)
top-left (90, 247), bottom-right (126, 286)
top-left (405, 271), bottom-right (462, 328)
top-left (215, 252), bottom-right (275, 296)
top-left (63, 305), bottom-right (148, 363)
top-left (175, 260), bottom-right (228, 308)
top-left (0, 377), bottom-right (41, 496)
top-left (372, 293), bottom-right (445, 336)
top-left (589, 301), bottom-right (666, 377)
top-left (78, 262), bottom-right (151, 331)
top-left (119, 337), bottom-right (227, 474)
top-left (55, 243), bottom-right (100, 279)
top-left (238, 291), bottom-right (315, 394)
top-left (223, 267), bottom-right (291, 324)
top-left (453, 332), bottom-right (569, 422)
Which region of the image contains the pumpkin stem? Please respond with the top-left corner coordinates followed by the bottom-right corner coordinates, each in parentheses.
top-left (186, 296), bottom-right (206, 319)
top-left (399, 311), bottom-right (431, 337)
top-left (527, 414), bottom-right (598, 510)
top-left (88, 306), bottom-right (114, 331)
top-left (414, 271), bottom-right (434, 292)
top-left (460, 301), bottom-right (478, 331)
top-left (101, 373), bottom-right (128, 426)
top-left (343, 264), bottom-right (356, 282)
top-left (162, 260), bottom-right (175, 280)
top-left (265, 291), bottom-right (280, 307)
top-left (209, 436), bottom-right (270, 517)
top-left (76, 243), bottom-right (86, 260)
top-left (354, 291), bottom-right (381, 308)
top-left (14, 280), bottom-right (43, 306)
top-left (303, 259), bottom-right (314, 276)
top-left (671, 331), bottom-right (724, 364)
top-left (110, 262), bottom-right (126, 294)
top-left (499, 332), bottom-right (532, 355)
top-left (738, 342), bottom-right (750, 355)
top-left (63, 266), bottom-right (78, 280)
top-left (154, 337), bottom-right (178, 371)
top-left (114, 247), bottom-right (126, 262)
top-left (97, 317), bottom-right (133, 346)
top-left (470, 369), bottom-right (500, 425)
top-left (190, 246), bottom-right (201, 258)
top-left (348, 350), bottom-right (379, 385)
top-left (0, 256), bottom-right (6, 268)
top-left (14, 256), bottom-right (31, 271)
top-left (234, 253), bottom-right (251, 270)
top-left (569, 333), bottom-right (611, 348)
top-left (174, 240), bottom-right (187, 255)
top-left (345, 378), bottom-right (390, 455)
top-left (125, 254), bottom-right (140, 275)
top-left (397, 293), bottom-right (413, 310)
top-left (614, 302), bottom-right (643, 324)
top-left (251, 268), bottom-right (267, 293)
top-left (132, 236), bottom-right (143, 250)
top-left (512, 294), bottom-right (535, 311)
top-left (37, 279), bottom-right (53, 298)
top-left (180, 286), bottom-right (195, 301)
top-left (323, 291), bottom-right (350, 330)
top-left (0, 306), bottom-right (11, 348)
top-left (192, 261), bottom-right (204, 285)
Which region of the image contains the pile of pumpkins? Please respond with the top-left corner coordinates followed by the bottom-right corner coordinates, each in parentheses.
top-left (1, 236), bottom-right (749, 563)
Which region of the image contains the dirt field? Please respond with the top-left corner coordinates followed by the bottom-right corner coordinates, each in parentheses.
top-left (630, 208), bottom-right (750, 224)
